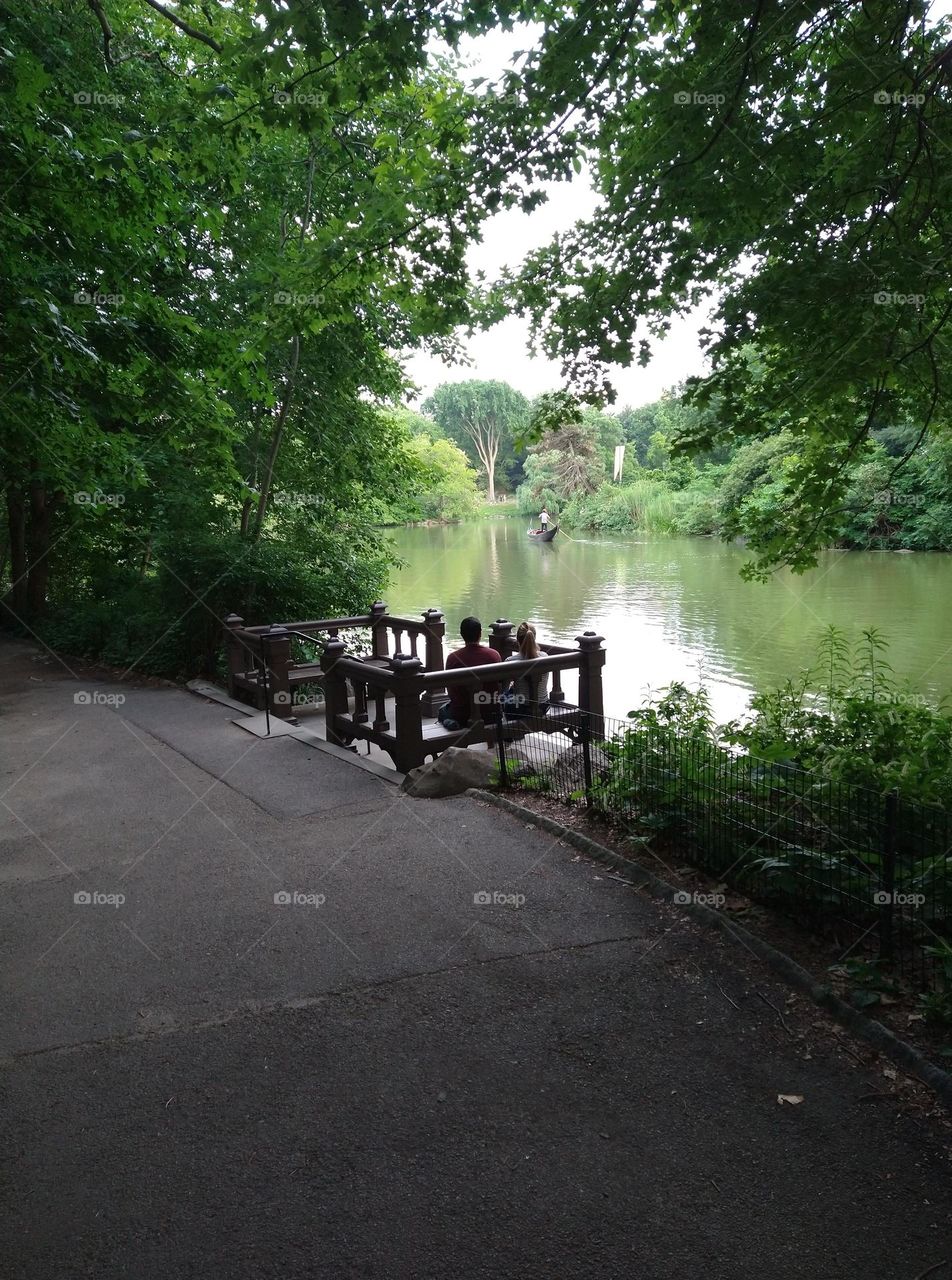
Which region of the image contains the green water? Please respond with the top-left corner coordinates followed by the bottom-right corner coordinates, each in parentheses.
top-left (383, 519), bottom-right (952, 722)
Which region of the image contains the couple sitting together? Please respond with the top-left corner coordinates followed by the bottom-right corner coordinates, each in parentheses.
top-left (437, 615), bottom-right (550, 733)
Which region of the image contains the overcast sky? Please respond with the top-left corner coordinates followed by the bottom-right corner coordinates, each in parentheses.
top-left (402, 26), bottom-right (712, 411)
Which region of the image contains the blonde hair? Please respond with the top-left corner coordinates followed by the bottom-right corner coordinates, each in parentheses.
top-left (516, 621), bottom-right (540, 660)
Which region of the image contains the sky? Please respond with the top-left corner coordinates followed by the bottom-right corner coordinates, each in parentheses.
top-left (402, 26), bottom-right (712, 411)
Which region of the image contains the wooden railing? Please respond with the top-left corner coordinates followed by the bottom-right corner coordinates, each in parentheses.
top-left (222, 602), bottom-right (446, 716)
top-left (222, 606), bottom-right (606, 773)
top-left (319, 630), bottom-right (606, 773)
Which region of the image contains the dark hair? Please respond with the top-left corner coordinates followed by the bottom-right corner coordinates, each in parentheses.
top-left (460, 616), bottom-right (482, 643)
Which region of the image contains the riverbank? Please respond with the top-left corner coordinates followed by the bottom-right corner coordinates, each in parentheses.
top-left (3, 635), bottom-right (951, 1276)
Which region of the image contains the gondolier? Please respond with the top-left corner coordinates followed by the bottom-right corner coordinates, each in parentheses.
top-left (539, 507), bottom-right (549, 532)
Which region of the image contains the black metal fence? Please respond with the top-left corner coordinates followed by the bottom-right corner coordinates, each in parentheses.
top-left (495, 708), bottom-right (952, 992)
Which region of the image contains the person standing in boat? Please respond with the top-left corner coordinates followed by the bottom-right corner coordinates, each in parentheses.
top-left (538, 506), bottom-right (550, 533)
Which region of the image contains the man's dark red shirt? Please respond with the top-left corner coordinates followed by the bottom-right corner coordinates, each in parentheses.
top-left (445, 643), bottom-right (502, 722)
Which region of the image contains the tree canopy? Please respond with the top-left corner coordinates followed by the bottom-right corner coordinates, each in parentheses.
top-left (422, 379), bottom-right (529, 501)
top-left (3, 0), bottom-right (952, 669)
top-left (484, 0), bottom-right (952, 573)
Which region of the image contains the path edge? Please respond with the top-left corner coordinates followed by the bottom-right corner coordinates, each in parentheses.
top-left (467, 787), bottom-right (952, 1110)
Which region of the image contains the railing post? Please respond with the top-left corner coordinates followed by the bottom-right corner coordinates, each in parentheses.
top-left (576, 631), bottom-right (606, 740)
top-left (879, 789), bottom-right (899, 964)
top-left (370, 601), bottom-right (389, 660)
top-left (489, 618), bottom-right (514, 659)
top-left (420, 608), bottom-right (445, 717)
top-left (389, 653), bottom-right (426, 773)
top-left (223, 613), bottom-right (245, 699)
top-left (320, 638), bottom-right (349, 748)
top-left (264, 625), bottom-right (292, 718)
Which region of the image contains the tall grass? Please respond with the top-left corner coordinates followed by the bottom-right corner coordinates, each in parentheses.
top-left (566, 480), bottom-right (717, 535)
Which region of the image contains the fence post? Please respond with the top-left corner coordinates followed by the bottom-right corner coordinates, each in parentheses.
top-left (369, 601), bottom-right (389, 661)
top-left (580, 711), bottom-right (593, 809)
top-left (489, 618), bottom-right (515, 659)
top-left (390, 653), bottom-right (426, 773)
top-left (264, 626), bottom-right (292, 719)
top-left (223, 613), bottom-right (245, 699)
top-left (576, 631), bottom-right (606, 740)
top-left (495, 698), bottom-right (509, 788)
top-left (420, 608), bottom-right (445, 716)
top-left (879, 789), bottom-right (899, 963)
top-left (320, 638), bottom-right (349, 748)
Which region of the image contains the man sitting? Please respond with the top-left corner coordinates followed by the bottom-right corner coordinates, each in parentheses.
top-left (438, 616), bottom-right (501, 731)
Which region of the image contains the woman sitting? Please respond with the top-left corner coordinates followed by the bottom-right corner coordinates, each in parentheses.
top-left (502, 621), bottom-right (550, 719)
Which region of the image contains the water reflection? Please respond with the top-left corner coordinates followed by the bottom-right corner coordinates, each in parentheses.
top-left (384, 520), bottom-right (952, 721)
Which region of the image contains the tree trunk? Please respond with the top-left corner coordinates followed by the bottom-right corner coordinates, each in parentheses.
top-left (485, 449), bottom-right (496, 503)
top-left (26, 479), bottom-right (56, 615)
top-left (6, 488), bottom-right (27, 615)
top-left (251, 334), bottom-right (300, 542)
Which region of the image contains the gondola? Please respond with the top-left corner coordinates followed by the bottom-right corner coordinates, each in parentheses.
top-left (527, 523), bottom-right (559, 542)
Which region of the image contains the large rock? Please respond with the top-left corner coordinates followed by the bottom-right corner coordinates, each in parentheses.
top-left (401, 746), bottom-right (497, 798)
top-left (401, 745), bottom-right (531, 798)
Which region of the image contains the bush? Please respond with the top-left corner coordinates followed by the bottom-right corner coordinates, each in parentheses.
top-left (30, 526), bottom-right (391, 679)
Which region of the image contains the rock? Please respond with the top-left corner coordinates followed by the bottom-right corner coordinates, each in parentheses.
top-left (401, 746), bottom-right (498, 798)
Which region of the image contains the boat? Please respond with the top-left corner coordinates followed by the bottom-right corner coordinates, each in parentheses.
top-left (527, 523), bottom-right (559, 542)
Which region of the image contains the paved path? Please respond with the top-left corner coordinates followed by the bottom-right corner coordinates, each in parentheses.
top-left (1, 638), bottom-right (949, 1278)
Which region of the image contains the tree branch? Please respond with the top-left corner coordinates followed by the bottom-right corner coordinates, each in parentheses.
top-left (85, 0), bottom-right (114, 66)
top-left (138, 0), bottom-right (223, 52)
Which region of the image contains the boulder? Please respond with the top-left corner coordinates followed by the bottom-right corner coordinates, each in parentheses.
top-left (401, 746), bottom-right (497, 798)
top-left (401, 745), bottom-right (531, 798)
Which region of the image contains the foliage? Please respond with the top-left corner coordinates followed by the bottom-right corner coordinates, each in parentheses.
top-left (516, 414), bottom-right (606, 513)
top-left (488, 1), bottom-right (952, 575)
top-left (422, 380), bottom-right (529, 501)
top-left (0, 0), bottom-right (508, 674)
top-left (377, 429), bottom-right (479, 524)
top-left (722, 627), bottom-right (952, 806)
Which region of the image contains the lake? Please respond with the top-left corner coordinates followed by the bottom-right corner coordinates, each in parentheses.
top-left (383, 519), bottom-right (952, 723)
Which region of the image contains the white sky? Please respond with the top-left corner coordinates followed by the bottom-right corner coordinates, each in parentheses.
top-left (403, 26), bottom-right (711, 410)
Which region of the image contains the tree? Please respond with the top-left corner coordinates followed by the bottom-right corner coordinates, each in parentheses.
top-left (0, 0), bottom-right (503, 663)
top-left (481, 2), bottom-right (952, 574)
top-left (410, 436), bottom-right (480, 521)
top-left (517, 416), bottom-right (606, 512)
top-left (422, 380), bottom-right (528, 502)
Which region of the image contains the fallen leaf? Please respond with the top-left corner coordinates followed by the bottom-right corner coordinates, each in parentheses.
top-left (777, 1094), bottom-right (804, 1105)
